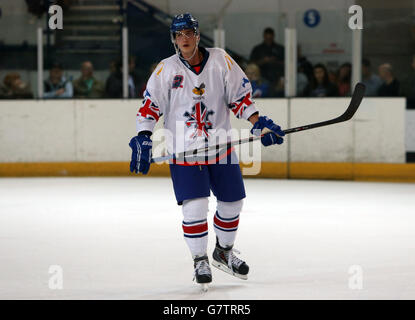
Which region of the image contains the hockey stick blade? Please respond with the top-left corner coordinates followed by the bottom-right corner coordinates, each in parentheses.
top-left (284, 82), bottom-right (365, 135)
top-left (150, 83), bottom-right (365, 163)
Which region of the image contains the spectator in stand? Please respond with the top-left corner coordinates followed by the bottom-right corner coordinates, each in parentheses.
top-left (399, 55), bottom-right (415, 107)
top-left (128, 56), bottom-right (142, 98)
top-left (105, 59), bottom-right (123, 98)
top-left (0, 72), bottom-right (33, 99)
top-left (297, 45), bottom-right (313, 83)
top-left (296, 46), bottom-right (311, 97)
top-left (303, 63), bottom-right (338, 97)
top-left (73, 61), bottom-right (104, 98)
top-left (328, 68), bottom-right (338, 86)
top-left (244, 63), bottom-right (270, 98)
top-left (296, 72), bottom-right (308, 97)
top-left (378, 63), bottom-right (400, 96)
top-left (249, 27), bottom-right (284, 84)
top-left (43, 63), bottom-right (73, 99)
top-left (337, 62), bottom-right (352, 96)
top-left (106, 57), bottom-right (143, 98)
top-left (361, 58), bottom-right (382, 96)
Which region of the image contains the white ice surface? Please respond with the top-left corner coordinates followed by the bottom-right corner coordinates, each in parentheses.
top-left (0, 177), bottom-right (414, 300)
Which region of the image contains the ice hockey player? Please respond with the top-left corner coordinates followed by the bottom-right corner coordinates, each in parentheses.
top-left (129, 13), bottom-right (285, 290)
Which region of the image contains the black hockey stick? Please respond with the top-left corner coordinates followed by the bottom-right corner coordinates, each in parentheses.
top-left (283, 82), bottom-right (366, 134)
top-left (151, 82), bottom-right (366, 163)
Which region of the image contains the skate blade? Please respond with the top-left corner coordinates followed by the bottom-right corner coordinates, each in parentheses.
top-left (201, 283), bottom-right (209, 292)
top-left (211, 260), bottom-right (248, 280)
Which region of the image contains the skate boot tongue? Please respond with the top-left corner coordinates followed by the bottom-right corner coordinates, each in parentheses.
top-left (193, 255), bottom-right (212, 284)
top-left (194, 257), bottom-right (210, 275)
top-left (212, 243), bottom-right (250, 279)
top-left (224, 248), bottom-right (244, 270)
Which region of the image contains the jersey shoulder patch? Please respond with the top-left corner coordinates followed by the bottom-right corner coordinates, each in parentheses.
top-left (152, 54), bottom-right (178, 77)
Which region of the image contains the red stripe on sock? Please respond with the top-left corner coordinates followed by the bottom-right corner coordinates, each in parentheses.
top-left (214, 215), bottom-right (239, 229)
top-left (182, 222), bottom-right (208, 234)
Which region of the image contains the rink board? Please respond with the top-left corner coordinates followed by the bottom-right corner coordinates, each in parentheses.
top-left (0, 98), bottom-right (413, 181)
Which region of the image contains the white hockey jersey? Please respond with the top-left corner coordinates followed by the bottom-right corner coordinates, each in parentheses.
top-left (136, 47), bottom-right (258, 157)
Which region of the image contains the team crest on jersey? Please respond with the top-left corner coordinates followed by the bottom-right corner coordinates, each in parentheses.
top-left (172, 75), bottom-right (184, 89)
top-left (192, 83), bottom-right (205, 96)
top-left (192, 83), bottom-right (206, 100)
top-left (184, 102), bottom-right (214, 139)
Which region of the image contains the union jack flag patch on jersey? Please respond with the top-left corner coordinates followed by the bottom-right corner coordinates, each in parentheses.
top-left (137, 98), bottom-right (161, 121)
top-left (228, 92), bottom-right (253, 119)
top-left (184, 102), bottom-right (214, 139)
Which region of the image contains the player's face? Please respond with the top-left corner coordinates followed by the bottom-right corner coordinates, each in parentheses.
top-left (175, 28), bottom-right (199, 56)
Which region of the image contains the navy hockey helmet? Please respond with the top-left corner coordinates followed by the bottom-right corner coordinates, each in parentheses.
top-left (170, 13), bottom-right (200, 58)
top-left (170, 13), bottom-right (199, 41)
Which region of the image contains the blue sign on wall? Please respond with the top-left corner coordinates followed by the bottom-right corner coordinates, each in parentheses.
top-left (303, 9), bottom-right (321, 28)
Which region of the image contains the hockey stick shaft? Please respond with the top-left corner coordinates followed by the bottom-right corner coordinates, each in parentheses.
top-left (151, 82), bottom-right (366, 163)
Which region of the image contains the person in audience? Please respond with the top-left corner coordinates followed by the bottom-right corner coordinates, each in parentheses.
top-left (244, 63), bottom-right (270, 98)
top-left (73, 61), bottom-right (104, 98)
top-left (399, 55), bottom-right (415, 107)
top-left (378, 63), bottom-right (400, 96)
top-left (249, 27), bottom-right (284, 84)
top-left (105, 57), bottom-right (142, 98)
top-left (105, 59), bottom-right (123, 98)
top-left (328, 68), bottom-right (338, 86)
top-left (43, 63), bottom-right (73, 99)
top-left (361, 58), bottom-right (382, 96)
top-left (128, 56), bottom-right (142, 98)
top-left (297, 45), bottom-right (313, 83)
top-left (0, 72), bottom-right (33, 99)
top-left (337, 62), bottom-right (352, 96)
top-left (296, 72), bottom-right (308, 97)
top-left (303, 63), bottom-right (338, 97)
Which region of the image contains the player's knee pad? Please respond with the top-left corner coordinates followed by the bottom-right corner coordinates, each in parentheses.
top-left (216, 199), bottom-right (243, 218)
top-left (182, 197), bottom-right (209, 222)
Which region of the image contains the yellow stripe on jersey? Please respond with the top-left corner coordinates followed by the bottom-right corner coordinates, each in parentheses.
top-left (225, 54), bottom-right (234, 70)
top-left (156, 62), bottom-right (164, 76)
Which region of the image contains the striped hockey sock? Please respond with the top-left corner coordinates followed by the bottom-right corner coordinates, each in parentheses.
top-left (213, 211), bottom-right (239, 248)
top-left (182, 219), bottom-right (208, 257)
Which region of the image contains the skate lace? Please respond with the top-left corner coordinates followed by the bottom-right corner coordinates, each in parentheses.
top-left (225, 248), bottom-right (244, 270)
top-left (195, 259), bottom-right (211, 276)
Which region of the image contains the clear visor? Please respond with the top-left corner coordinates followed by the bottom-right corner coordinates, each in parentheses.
top-left (174, 29), bottom-right (198, 39)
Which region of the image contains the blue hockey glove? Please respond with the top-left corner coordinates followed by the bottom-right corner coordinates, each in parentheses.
top-left (129, 133), bottom-right (152, 174)
top-left (250, 116), bottom-right (285, 146)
